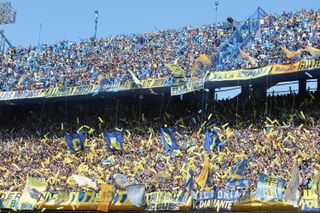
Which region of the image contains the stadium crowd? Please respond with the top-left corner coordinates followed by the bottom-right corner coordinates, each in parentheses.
top-left (0, 24), bottom-right (231, 92)
top-left (238, 9), bottom-right (320, 69)
top-left (0, 92), bottom-right (319, 193)
top-left (0, 9), bottom-right (319, 92)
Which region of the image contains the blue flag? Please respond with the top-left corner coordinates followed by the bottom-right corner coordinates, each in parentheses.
top-left (160, 128), bottom-right (179, 151)
top-left (225, 178), bottom-right (250, 190)
top-left (179, 170), bottom-right (194, 202)
top-left (65, 132), bottom-right (85, 154)
top-left (230, 158), bottom-right (249, 178)
top-left (105, 131), bottom-right (123, 153)
top-left (182, 170), bottom-right (194, 192)
top-left (204, 129), bottom-right (221, 151)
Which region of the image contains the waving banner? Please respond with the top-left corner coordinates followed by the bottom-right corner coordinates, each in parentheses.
top-left (65, 132), bottom-right (85, 154)
top-left (20, 177), bottom-right (47, 210)
top-left (166, 64), bottom-right (186, 77)
top-left (160, 128), bottom-right (179, 151)
top-left (281, 46), bottom-right (301, 58)
top-left (126, 184), bottom-right (145, 207)
top-left (225, 178), bottom-right (250, 190)
top-left (238, 47), bottom-right (257, 66)
top-left (257, 174), bottom-right (283, 202)
top-left (190, 54), bottom-right (211, 77)
top-left (283, 165), bottom-right (302, 207)
top-left (113, 174), bottom-right (129, 188)
top-left (105, 131), bottom-right (124, 153)
top-left (98, 184), bottom-right (114, 212)
top-left (304, 46), bottom-right (320, 57)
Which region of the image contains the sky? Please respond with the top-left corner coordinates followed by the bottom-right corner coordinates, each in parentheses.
top-left (1, 0), bottom-right (319, 47)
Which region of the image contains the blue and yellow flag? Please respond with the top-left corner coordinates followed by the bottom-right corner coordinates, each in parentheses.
top-left (105, 131), bottom-right (123, 153)
top-left (230, 158), bottom-right (249, 179)
top-left (281, 46), bottom-right (301, 58)
top-left (238, 47), bottom-right (257, 66)
top-left (18, 74), bottom-right (30, 87)
top-left (196, 153), bottom-right (209, 190)
top-left (166, 64), bottom-right (186, 77)
top-left (182, 170), bottom-right (194, 192)
top-left (97, 74), bottom-right (107, 86)
top-left (179, 170), bottom-right (194, 202)
top-left (65, 132), bottom-right (85, 154)
top-left (160, 128), bottom-right (179, 151)
top-left (304, 46), bottom-right (320, 58)
top-left (204, 129), bottom-right (221, 151)
top-left (225, 178), bottom-right (250, 190)
top-left (20, 177), bottom-right (47, 210)
top-left (190, 54), bottom-right (211, 77)
top-left (98, 184), bottom-right (114, 212)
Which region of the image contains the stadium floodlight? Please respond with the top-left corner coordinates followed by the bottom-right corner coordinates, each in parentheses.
top-left (0, 2), bottom-right (16, 53)
top-left (0, 2), bottom-right (16, 25)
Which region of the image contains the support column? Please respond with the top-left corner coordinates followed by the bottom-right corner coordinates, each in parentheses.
top-left (241, 85), bottom-right (250, 99)
top-left (252, 84), bottom-right (267, 99)
top-left (209, 88), bottom-right (215, 100)
top-left (299, 79), bottom-right (307, 95)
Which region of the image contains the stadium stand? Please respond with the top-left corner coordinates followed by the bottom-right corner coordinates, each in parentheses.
top-left (0, 24), bottom-right (231, 91)
top-left (240, 9), bottom-right (320, 68)
top-left (0, 92), bottom-right (319, 192)
top-left (0, 6), bottom-right (320, 213)
top-left (0, 9), bottom-right (319, 93)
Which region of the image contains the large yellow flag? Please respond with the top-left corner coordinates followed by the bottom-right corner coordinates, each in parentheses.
top-left (166, 64), bottom-right (186, 77)
top-left (196, 153), bottom-right (209, 189)
top-left (238, 47), bottom-right (257, 66)
top-left (20, 177), bottom-right (47, 209)
top-left (281, 46), bottom-right (301, 58)
top-left (304, 46), bottom-right (320, 57)
top-left (191, 54), bottom-right (211, 77)
top-left (98, 184), bottom-right (114, 212)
